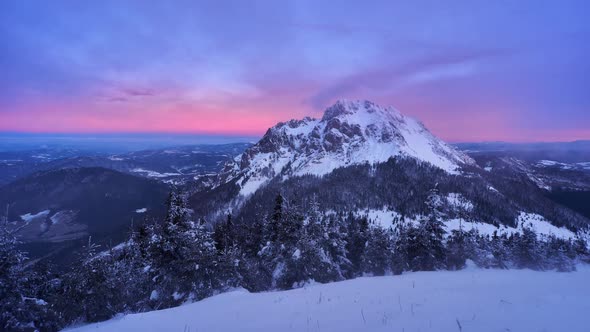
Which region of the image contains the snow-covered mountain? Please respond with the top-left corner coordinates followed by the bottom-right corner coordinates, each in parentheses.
top-left (221, 100), bottom-right (475, 196)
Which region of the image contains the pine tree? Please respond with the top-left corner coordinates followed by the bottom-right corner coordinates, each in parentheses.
top-left (216, 243), bottom-right (243, 291)
top-left (214, 214), bottom-right (235, 254)
top-left (21, 262), bottom-right (61, 331)
top-left (573, 235), bottom-right (589, 263)
top-left (258, 213), bottom-right (282, 289)
top-left (259, 194), bottom-right (306, 289)
top-left (235, 214), bottom-right (269, 292)
top-left (489, 231), bottom-right (509, 269)
top-left (345, 214), bottom-right (369, 277)
top-left (267, 194), bottom-right (284, 243)
top-left (362, 226), bottom-right (392, 276)
top-left (148, 191), bottom-right (220, 308)
top-left (471, 231), bottom-right (494, 268)
top-left (513, 224), bottom-right (543, 270)
top-left (118, 223), bottom-right (154, 312)
top-left (446, 229), bottom-right (467, 270)
top-left (214, 214), bottom-right (243, 290)
top-left (544, 236), bottom-right (575, 272)
top-left (407, 188), bottom-right (447, 271)
top-left (277, 198), bottom-right (303, 249)
top-left (0, 219), bottom-right (51, 330)
top-left (0, 221), bottom-right (26, 330)
top-left (391, 219), bottom-right (410, 275)
top-left (286, 210), bottom-right (343, 287)
top-left (239, 212), bottom-right (265, 258)
top-left (165, 191), bottom-right (190, 227)
top-left (322, 215), bottom-right (350, 280)
top-left (57, 237), bottom-right (122, 323)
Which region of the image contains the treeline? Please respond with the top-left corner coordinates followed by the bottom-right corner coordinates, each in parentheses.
top-left (1, 189), bottom-right (589, 331)
top-left (220, 157), bottom-right (587, 234)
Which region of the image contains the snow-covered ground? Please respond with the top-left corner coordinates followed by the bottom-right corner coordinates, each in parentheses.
top-left (130, 168), bottom-right (181, 178)
top-left (356, 208), bottom-right (578, 240)
top-left (536, 160), bottom-right (590, 171)
top-left (20, 209), bottom-right (50, 223)
top-left (65, 265), bottom-right (590, 332)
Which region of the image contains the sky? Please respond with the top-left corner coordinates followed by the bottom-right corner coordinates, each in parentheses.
top-left (0, 0), bottom-right (589, 142)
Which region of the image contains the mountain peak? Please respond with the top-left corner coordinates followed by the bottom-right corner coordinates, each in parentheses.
top-left (220, 100), bottom-right (475, 196)
top-left (321, 99), bottom-right (399, 122)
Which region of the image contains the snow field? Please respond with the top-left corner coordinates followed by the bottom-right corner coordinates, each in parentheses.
top-left (66, 265), bottom-right (590, 332)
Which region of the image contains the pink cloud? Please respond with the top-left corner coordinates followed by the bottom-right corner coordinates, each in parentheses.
top-left (1, 83), bottom-right (587, 143)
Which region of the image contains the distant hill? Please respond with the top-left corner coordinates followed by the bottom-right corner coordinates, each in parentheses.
top-left (0, 167), bottom-right (169, 265)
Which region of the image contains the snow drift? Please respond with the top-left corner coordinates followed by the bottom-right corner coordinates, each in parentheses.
top-left (65, 265), bottom-right (590, 332)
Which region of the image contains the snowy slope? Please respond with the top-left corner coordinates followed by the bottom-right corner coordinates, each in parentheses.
top-left (536, 160), bottom-right (590, 171)
top-left (220, 100), bottom-right (474, 196)
top-left (356, 208), bottom-right (578, 240)
top-left (66, 266), bottom-right (590, 332)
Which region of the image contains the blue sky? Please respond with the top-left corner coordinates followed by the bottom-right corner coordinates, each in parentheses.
top-left (1, 0), bottom-right (589, 141)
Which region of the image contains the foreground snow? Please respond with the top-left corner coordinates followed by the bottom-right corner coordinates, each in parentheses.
top-left (66, 265), bottom-right (590, 332)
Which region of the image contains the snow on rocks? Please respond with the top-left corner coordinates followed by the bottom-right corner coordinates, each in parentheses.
top-left (49, 210), bottom-right (77, 225)
top-left (487, 185), bottom-right (499, 193)
top-left (20, 210), bottom-right (50, 223)
top-left (222, 100), bottom-right (474, 197)
top-left (149, 290), bottom-right (159, 301)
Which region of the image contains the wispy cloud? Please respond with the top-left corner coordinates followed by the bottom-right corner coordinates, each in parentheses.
top-left (0, 1), bottom-right (588, 141)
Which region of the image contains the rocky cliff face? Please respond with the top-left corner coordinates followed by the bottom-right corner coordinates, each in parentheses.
top-left (218, 100), bottom-right (475, 196)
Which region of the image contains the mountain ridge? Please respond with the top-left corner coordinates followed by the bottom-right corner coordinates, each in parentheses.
top-left (219, 100), bottom-right (475, 197)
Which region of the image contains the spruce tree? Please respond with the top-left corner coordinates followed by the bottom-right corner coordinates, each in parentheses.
top-left (446, 229), bottom-right (467, 270)
top-left (259, 194), bottom-right (307, 289)
top-left (391, 219), bottom-right (410, 275)
top-left (513, 224), bottom-right (542, 270)
top-left (58, 237), bottom-right (120, 323)
top-left (214, 214), bottom-right (235, 254)
top-left (362, 226), bottom-right (392, 276)
top-left (407, 188), bottom-right (447, 271)
top-left (215, 214), bottom-right (243, 290)
top-left (0, 220), bottom-right (51, 330)
top-left (345, 214), bottom-right (369, 277)
top-left (267, 194), bottom-right (284, 243)
top-left (149, 191), bottom-right (219, 307)
top-left (323, 215), bottom-right (350, 280)
top-left (489, 231), bottom-right (509, 269)
top-left (544, 236), bottom-right (575, 272)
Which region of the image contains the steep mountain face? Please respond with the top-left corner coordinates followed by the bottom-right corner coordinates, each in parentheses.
top-left (189, 100), bottom-right (589, 236)
top-left (220, 100), bottom-right (475, 196)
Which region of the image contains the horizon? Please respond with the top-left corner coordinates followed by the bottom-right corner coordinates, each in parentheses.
top-left (2, 130), bottom-right (589, 146)
top-left (1, 1), bottom-right (589, 142)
